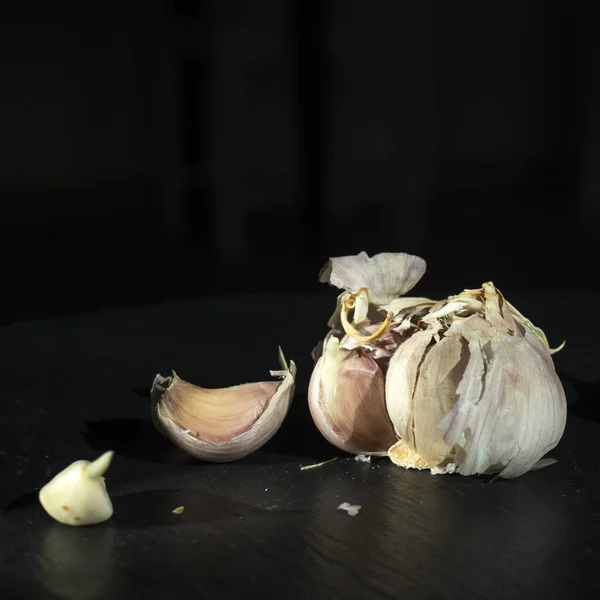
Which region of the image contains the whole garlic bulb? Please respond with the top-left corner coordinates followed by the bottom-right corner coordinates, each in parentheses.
top-left (310, 252), bottom-right (567, 479)
top-left (386, 282), bottom-right (566, 478)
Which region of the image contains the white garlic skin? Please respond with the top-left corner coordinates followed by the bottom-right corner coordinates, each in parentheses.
top-left (39, 451), bottom-right (114, 526)
top-left (385, 286), bottom-right (568, 478)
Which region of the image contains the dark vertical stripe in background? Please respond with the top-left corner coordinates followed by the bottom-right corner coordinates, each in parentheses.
top-left (293, 0), bottom-right (326, 262)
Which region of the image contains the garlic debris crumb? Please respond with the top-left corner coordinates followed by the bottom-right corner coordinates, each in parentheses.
top-left (431, 463), bottom-right (456, 475)
top-left (337, 502), bottom-right (361, 516)
top-left (39, 451), bottom-right (114, 526)
top-left (172, 506), bottom-right (185, 515)
top-left (354, 454), bottom-right (371, 463)
top-left (300, 457), bottom-right (338, 471)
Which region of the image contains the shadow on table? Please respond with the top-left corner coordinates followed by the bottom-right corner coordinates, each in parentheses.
top-left (4, 488), bottom-right (39, 511)
top-left (253, 392), bottom-right (342, 463)
top-left (81, 418), bottom-right (199, 465)
top-left (561, 373), bottom-right (600, 424)
top-left (82, 392), bottom-right (338, 466)
top-left (109, 487), bottom-right (271, 528)
top-left (6, 484), bottom-right (299, 528)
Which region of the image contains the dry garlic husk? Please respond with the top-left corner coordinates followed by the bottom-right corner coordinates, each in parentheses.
top-left (309, 251), bottom-right (435, 455)
top-left (151, 348), bottom-right (296, 462)
top-left (386, 282), bottom-right (567, 478)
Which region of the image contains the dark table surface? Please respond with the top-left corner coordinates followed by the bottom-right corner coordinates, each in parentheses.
top-left (1, 291), bottom-right (599, 600)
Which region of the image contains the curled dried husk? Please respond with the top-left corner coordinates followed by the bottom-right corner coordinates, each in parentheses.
top-left (314, 251), bottom-right (435, 362)
top-left (319, 251), bottom-right (426, 307)
top-left (151, 348), bottom-right (296, 462)
top-left (385, 282), bottom-right (567, 478)
top-left (319, 251), bottom-right (432, 340)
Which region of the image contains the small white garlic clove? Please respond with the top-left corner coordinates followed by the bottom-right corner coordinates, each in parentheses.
top-left (151, 348), bottom-right (296, 462)
top-left (39, 451), bottom-right (114, 526)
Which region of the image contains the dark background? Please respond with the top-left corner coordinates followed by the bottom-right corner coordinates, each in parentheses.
top-left (2, 0), bottom-right (598, 326)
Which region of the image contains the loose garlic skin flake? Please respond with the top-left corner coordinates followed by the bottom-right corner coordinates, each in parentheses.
top-left (39, 451), bottom-right (114, 526)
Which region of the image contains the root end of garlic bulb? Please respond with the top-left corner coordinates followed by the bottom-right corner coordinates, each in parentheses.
top-left (388, 441), bottom-right (433, 471)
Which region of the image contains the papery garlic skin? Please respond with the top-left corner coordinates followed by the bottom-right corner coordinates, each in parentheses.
top-left (385, 283), bottom-right (567, 478)
top-left (439, 317), bottom-right (566, 478)
top-left (319, 251), bottom-right (426, 307)
top-left (151, 350), bottom-right (296, 462)
top-left (39, 451), bottom-right (114, 526)
top-left (308, 336), bottom-right (396, 455)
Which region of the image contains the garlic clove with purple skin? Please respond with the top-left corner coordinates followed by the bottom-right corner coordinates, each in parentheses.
top-left (151, 348), bottom-right (296, 462)
top-left (308, 336), bottom-right (397, 455)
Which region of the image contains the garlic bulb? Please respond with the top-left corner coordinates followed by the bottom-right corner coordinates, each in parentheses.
top-left (310, 251), bottom-right (567, 479)
top-left (386, 282), bottom-right (567, 478)
top-left (39, 451), bottom-right (114, 526)
top-left (151, 348), bottom-right (296, 462)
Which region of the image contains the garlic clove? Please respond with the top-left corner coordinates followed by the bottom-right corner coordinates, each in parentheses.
top-left (308, 336), bottom-right (396, 455)
top-left (386, 282), bottom-right (567, 478)
top-left (385, 330), bottom-right (435, 450)
top-left (411, 335), bottom-right (467, 465)
top-left (39, 451), bottom-right (114, 526)
top-left (439, 315), bottom-right (567, 478)
top-left (151, 349), bottom-right (296, 462)
top-left (319, 251), bottom-right (426, 307)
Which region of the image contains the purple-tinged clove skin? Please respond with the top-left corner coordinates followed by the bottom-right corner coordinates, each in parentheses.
top-left (151, 348), bottom-right (296, 462)
top-left (308, 336), bottom-right (397, 455)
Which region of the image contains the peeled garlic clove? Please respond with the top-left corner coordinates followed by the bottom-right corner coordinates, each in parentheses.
top-left (308, 336), bottom-right (396, 455)
top-left (151, 349), bottom-right (296, 462)
top-left (39, 451), bottom-right (114, 526)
